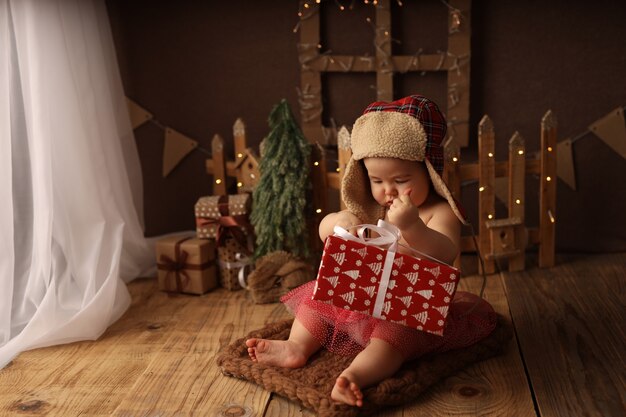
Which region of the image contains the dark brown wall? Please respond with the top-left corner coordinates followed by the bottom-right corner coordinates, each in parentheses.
top-left (106, 0), bottom-right (626, 252)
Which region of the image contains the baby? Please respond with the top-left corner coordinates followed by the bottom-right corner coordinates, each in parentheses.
top-left (246, 95), bottom-right (496, 407)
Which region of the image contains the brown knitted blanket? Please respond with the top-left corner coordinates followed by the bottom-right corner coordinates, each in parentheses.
top-left (216, 316), bottom-right (512, 416)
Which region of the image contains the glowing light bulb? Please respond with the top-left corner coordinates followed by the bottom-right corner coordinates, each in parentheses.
top-left (487, 214), bottom-right (493, 219)
top-left (479, 186), bottom-right (485, 192)
top-left (237, 152), bottom-right (243, 158)
top-left (518, 150), bottom-right (524, 155)
top-left (452, 12), bottom-right (461, 28)
top-left (546, 176), bottom-right (552, 182)
top-left (547, 146), bottom-right (553, 152)
top-left (336, 167), bottom-right (340, 172)
top-left (452, 157), bottom-right (458, 162)
top-left (316, 208), bottom-right (322, 214)
top-left (314, 161), bottom-right (319, 166)
top-left (215, 179), bottom-right (222, 185)
top-left (515, 199), bottom-right (521, 204)
top-left (237, 182), bottom-right (243, 188)
top-left (488, 152), bottom-right (494, 158)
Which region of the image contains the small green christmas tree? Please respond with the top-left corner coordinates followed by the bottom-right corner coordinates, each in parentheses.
top-left (251, 99), bottom-right (311, 259)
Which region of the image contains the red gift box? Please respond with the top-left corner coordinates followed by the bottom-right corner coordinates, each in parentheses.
top-left (311, 222), bottom-right (459, 336)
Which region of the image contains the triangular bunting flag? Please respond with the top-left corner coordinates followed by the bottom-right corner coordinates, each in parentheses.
top-left (163, 128), bottom-right (198, 177)
top-left (126, 98), bottom-right (152, 129)
top-left (589, 107), bottom-right (626, 159)
top-left (557, 138), bottom-right (577, 190)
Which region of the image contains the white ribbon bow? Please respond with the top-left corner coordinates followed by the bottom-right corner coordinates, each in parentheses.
top-left (219, 253), bottom-right (253, 289)
top-left (332, 220), bottom-right (401, 318)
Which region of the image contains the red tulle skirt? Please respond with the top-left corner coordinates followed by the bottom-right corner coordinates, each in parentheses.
top-left (281, 281), bottom-right (497, 360)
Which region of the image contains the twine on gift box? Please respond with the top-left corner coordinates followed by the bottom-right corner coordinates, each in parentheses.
top-left (196, 195), bottom-right (254, 256)
top-left (157, 237), bottom-right (215, 292)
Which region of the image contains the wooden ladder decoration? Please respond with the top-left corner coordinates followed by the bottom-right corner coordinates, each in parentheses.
top-left (297, 0), bottom-right (472, 147)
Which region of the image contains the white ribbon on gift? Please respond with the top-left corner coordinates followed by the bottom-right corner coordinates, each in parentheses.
top-left (219, 252), bottom-right (253, 289)
top-left (332, 219), bottom-right (401, 319)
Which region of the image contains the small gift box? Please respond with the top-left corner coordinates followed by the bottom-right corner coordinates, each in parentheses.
top-left (156, 235), bottom-right (218, 295)
top-left (195, 194), bottom-right (254, 291)
top-left (217, 234), bottom-right (253, 291)
top-left (195, 194), bottom-right (252, 239)
top-left (312, 221), bottom-right (459, 336)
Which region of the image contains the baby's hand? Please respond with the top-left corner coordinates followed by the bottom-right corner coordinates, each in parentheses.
top-left (335, 211), bottom-right (362, 236)
top-left (387, 189), bottom-right (420, 230)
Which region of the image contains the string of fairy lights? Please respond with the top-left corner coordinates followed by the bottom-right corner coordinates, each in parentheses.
top-left (294, 0), bottom-right (470, 145)
top-left (295, 0), bottom-right (464, 33)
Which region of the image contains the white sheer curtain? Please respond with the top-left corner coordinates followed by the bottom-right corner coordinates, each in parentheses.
top-left (0, 0), bottom-right (154, 369)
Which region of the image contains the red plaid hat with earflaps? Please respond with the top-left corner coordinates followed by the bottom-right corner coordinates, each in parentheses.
top-left (341, 94), bottom-right (468, 225)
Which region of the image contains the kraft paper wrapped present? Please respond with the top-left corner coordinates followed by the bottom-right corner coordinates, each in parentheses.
top-left (311, 221), bottom-right (459, 336)
top-left (195, 194), bottom-right (255, 291)
top-left (156, 235), bottom-right (218, 295)
top-left (195, 194), bottom-right (252, 239)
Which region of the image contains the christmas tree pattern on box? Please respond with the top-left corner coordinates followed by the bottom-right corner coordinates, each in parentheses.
top-left (311, 235), bottom-right (459, 336)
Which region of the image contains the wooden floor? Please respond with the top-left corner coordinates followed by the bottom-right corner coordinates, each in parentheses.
top-left (1, 253), bottom-right (624, 416)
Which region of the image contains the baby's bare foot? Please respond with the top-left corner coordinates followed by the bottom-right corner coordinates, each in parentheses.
top-left (245, 338), bottom-right (308, 368)
top-left (331, 374), bottom-right (363, 407)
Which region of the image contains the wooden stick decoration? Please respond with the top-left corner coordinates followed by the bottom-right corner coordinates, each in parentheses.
top-left (210, 134), bottom-right (227, 195)
top-left (508, 132), bottom-right (526, 272)
top-left (539, 110), bottom-right (557, 268)
top-left (478, 115), bottom-right (496, 274)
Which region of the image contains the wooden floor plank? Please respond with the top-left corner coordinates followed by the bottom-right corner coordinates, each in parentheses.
top-left (503, 253), bottom-right (626, 417)
top-left (265, 395), bottom-right (317, 417)
top-left (110, 287), bottom-right (291, 416)
top-left (375, 271), bottom-right (536, 417)
top-left (0, 278), bottom-right (185, 416)
top-left (2, 254), bottom-right (619, 416)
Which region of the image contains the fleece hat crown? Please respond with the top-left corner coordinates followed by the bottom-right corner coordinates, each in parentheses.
top-left (341, 94), bottom-right (468, 225)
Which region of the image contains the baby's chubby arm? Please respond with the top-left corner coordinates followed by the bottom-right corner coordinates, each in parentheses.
top-left (318, 210), bottom-right (362, 241)
top-left (387, 190), bottom-right (460, 265)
